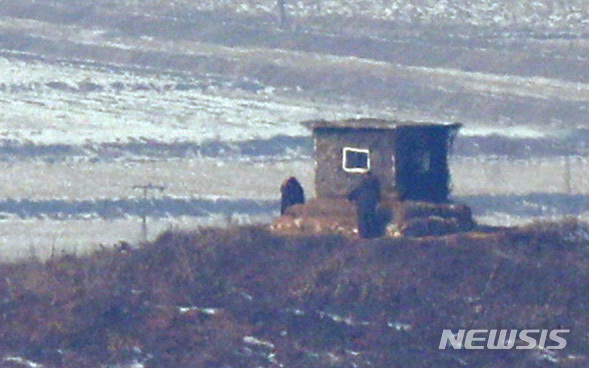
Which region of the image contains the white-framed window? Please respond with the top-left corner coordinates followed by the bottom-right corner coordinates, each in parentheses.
top-left (342, 147), bottom-right (370, 173)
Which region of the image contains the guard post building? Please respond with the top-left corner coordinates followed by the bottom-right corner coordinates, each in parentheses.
top-left (274, 118), bottom-right (474, 236)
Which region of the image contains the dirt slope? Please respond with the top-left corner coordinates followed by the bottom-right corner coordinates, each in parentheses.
top-left (0, 221), bottom-right (587, 367)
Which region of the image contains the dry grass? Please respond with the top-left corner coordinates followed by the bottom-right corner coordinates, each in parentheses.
top-left (0, 221), bottom-right (587, 367)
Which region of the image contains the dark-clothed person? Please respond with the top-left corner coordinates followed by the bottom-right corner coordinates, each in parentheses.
top-left (280, 177), bottom-right (305, 215)
top-left (348, 172), bottom-right (382, 238)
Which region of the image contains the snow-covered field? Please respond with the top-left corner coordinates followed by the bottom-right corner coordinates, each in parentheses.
top-left (78, 0), bottom-right (589, 30)
top-left (0, 56), bottom-right (364, 146)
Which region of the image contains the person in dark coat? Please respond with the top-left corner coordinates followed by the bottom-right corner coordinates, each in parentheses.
top-left (348, 172), bottom-right (382, 238)
top-left (280, 176), bottom-right (305, 215)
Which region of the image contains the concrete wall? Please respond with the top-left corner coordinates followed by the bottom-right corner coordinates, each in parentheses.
top-left (314, 128), bottom-right (396, 197)
top-left (313, 126), bottom-right (457, 201)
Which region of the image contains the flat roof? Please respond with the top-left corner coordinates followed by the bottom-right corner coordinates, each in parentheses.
top-left (302, 118), bottom-right (462, 130)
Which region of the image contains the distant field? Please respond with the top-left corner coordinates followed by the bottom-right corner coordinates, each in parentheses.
top-left (0, 156), bottom-right (587, 201)
top-left (0, 159), bottom-right (314, 200)
top-left (0, 6), bottom-right (588, 132)
top-left (0, 215), bottom-right (271, 262)
top-left (0, 156), bottom-right (586, 261)
top-left (3, 0), bottom-right (589, 31)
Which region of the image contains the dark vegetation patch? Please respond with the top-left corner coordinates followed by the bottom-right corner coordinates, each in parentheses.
top-left (460, 193), bottom-right (589, 219)
top-left (0, 197), bottom-right (277, 220)
top-left (454, 132), bottom-right (589, 158)
top-left (0, 135), bottom-right (312, 162)
top-left (0, 221), bottom-right (587, 367)
top-left (0, 193), bottom-right (585, 225)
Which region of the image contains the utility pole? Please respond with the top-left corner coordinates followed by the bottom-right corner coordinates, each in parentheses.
top-left (564, 150), bottom-right (572, 195)
top-left (133, 183), bottom-right (165, 242)
top-left (562, 143), bottom-right (577, 220)
top-left (277, 0), bottom-right (287, 29)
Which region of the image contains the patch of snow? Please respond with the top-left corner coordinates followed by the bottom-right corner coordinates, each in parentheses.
top-left (177, 306), bottom-right (219, 315)
top-left (318, 311), bottom-right (371, 326)
top-left (243, 335), bottom-right (275, 349)
top-left (387, 321), bottom-right (413, 331)
top-left (2, 356), bottom-right (43, 368)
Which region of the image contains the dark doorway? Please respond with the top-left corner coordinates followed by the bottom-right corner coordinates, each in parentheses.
top-left (395, 127), bottom-right (451, 202)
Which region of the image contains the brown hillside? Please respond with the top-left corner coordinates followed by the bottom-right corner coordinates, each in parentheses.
top-left (0, 221), bottom-right (587, 367)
